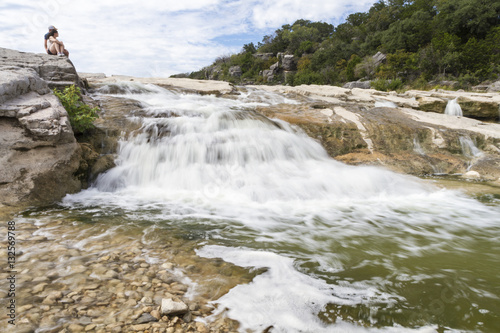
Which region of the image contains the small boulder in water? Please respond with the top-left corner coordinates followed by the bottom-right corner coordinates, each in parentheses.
top-left (463, 171), bottom-right (481, 179)
top-left (134, 313), bottom-right (158, 324)
top-left (160, 298), bottom-right (188, 316)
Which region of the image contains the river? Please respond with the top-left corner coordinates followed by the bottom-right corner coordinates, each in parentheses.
top-left (8, 82), bottom-right (500, 332)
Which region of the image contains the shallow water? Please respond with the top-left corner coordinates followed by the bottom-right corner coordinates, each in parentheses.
top-left (11, 83), bottom-right (500, 332)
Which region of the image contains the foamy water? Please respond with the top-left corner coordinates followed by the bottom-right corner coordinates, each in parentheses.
top-left (62, 83), bottom-right (500, 332)
top-left (445, 98), bottom-right (463, 117)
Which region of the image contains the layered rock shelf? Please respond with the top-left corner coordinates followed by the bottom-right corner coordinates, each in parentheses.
top-left (252, 84), bottom-right (500, 121)
top-left (0, 62), bottom-right (82, 207)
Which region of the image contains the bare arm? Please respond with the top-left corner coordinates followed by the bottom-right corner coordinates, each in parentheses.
top-left (49, 36), bottom-right (64, 45)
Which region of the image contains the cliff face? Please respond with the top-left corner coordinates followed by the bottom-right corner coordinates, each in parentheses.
top-left (0, 48), bottom-right (83, 207)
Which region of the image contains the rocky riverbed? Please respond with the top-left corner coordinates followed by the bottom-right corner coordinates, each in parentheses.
top-left (0, 207), bottom-right (257, 333)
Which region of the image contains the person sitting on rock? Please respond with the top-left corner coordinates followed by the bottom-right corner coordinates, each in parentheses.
top-left (44, 25), bottom-right (56, 54)
top-left (47, 29), bottom-right (69, 57)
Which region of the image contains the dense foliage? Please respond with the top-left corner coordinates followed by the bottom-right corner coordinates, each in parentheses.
top-left (54, 85), bottom-right (99, 134)
top-left (189, 0), bottom-right (500, 90)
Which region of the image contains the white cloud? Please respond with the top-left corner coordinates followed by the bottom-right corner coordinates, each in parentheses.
top-left (0, 0), bottom-right (377, 77)
top-left (250, 0), bottom-right (376, 29)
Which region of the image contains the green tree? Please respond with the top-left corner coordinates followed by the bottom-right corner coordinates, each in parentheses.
top-left (430, 33), bottom-right (461, 75)
top-left (381, 9), bottom-right (434, 52)
top-left (434, 0), bottom-right (500, 41)
top-left (243, 42), bottom-right (257, 54)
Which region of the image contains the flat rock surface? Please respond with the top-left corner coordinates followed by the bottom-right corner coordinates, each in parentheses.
top-left (0, 47), bottom-right (80, 88)
top-left (87, 75), bottom-right (235, 95)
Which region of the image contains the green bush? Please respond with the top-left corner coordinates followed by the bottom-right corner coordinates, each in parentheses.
top-left (54, 85), bottom-right (99, 134)
top-left (371, 78), bottom-right (403, 92)
top-left (293, 69), bottom-right (324, 85)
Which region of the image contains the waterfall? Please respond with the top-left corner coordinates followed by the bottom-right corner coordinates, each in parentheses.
top-left (413, 137), bottom-right (425, 155)
top-left (374, 99), bottom-right (397, 108)
top-left (61, 82), bottom-right (500, 333)
top-left (93, 83), bottom-right (429, 206)
top-left (444, 97), bottom-right (463, 116)
top-left (459, 136), bottom-right (483, 159)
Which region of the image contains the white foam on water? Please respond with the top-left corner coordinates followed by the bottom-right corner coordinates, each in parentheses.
top-left (374, 100), bottom-right (398, 108)
top-left (196, 245), bottom-right (448, 333)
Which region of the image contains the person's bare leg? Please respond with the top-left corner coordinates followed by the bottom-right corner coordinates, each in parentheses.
top-left (50, 43), bottom-right (60, 55)
top-left (59, 43), bottom-right (68, 56)
top-left (55, 43), bottom-right (65, 56)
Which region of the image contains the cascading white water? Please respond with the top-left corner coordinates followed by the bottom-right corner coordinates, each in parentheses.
top-left (93, 83), bottom-right (429, 206)
top-left (444, 97), bottom-right (463, 116)
top-left (374, 100), bottom-right (397, 108)
top-left (413, 137), bottom-right (425, 155)
top-left (63, 82), bottom-right (500, 333)
top-left (459, 136), bottom-right (483, 159)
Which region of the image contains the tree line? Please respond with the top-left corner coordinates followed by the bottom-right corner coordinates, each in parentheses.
top-left (187, 0), bottom-right (500, 90)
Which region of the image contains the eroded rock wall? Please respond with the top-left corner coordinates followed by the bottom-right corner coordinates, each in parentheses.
top-left (0, 66), bottom-right (82, 207)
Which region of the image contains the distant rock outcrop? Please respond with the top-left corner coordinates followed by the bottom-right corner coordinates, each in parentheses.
top-left (372, 52), bottom-right (386, 67)
top-left (280, 54), bottom-right (295, 71)
top-left (229, 66), bottom-right (242, 78)
top-left (0, 48), bottom-right (83, 207)
top-left (343, 80), bottom-right (372, 89)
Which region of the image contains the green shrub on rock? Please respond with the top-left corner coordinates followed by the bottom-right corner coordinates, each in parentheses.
top-left (371, 78), bottom-right (403, 92)
top-left (54, 85), bottom-right (99, 134)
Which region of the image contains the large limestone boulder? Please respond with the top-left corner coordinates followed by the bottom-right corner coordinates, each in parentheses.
top-left (414, 96), bottom-right (447, 112)
top-left (229, 66), bottom-right (242, 78)
top-left (0, 47), bottom-right (82, 90)
top-left (253, 53), bottom-right (273, 62)
top-left (281, 54), bottom-right (295, 71)
top-left (404, 89), bottom-right (500, 120)
top-left (457, 96), bottom-right (500, 120)
top-left (0, 66), bottom-right (81, 207)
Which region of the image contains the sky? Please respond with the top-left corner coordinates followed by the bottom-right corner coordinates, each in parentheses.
top-left (0, 0), bottom-right (378, 77)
